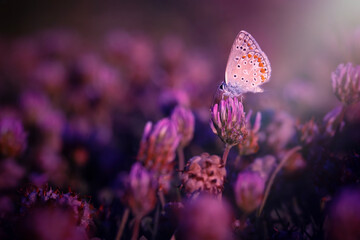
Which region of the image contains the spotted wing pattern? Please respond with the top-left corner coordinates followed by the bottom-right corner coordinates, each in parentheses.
top-left (224, 30), bottom-right (271, 94)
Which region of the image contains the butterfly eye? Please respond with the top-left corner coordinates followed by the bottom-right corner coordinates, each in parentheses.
top-left (219, 83), bottom-right (224, 90)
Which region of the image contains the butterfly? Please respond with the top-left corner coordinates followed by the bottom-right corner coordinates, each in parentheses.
top-left (219, 30), bottom-right (271, 97)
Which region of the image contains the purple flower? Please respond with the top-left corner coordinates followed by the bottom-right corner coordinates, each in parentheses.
top-left (210, 97), bottom-right (247, 146)
top-left (266, 111), bottom-right (295, 152)
top-left (0, 159), bottom-right (25, 189)
top-left (181, 153), bottom-right (226, 197)
top-left (250, 155), bottom-right (276, 179)
top-left (325, 188), bottom-right (360, 240)
top-left (332, 63), bottom-right (360, 105)
top-left (120, 163), bottom-right (157, 219)
top-left (178, 195), bottom-right (233, 240)
top-left (22, 185), bottom-right (95, 229)
top-left (171, 105), bottom-right (195, 147)
top-left (137, 118), bottom-right (180, 189)
top-left (0, 116), bottom-right (27, 158)
top-left (238, 110), bottom-right (261, 155)
top-left (234, 171), bottom-right (265, 213)
top-left (323, 105), bottom-right (345, 137)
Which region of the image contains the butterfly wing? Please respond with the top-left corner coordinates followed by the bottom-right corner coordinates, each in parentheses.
top-left (224, 30), bottom-right (271, 94)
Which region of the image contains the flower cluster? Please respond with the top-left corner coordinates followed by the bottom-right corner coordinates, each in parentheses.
top-left (332, 63), bottom-right (360, 105)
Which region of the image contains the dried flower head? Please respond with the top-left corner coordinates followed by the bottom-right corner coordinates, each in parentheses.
top-left (282, 150), bottom-right (306, 173)
top-left (0, 116), bottom-right (27, 158)
top-left (178, 195), bottom-right (233, 240)
top-left (181, 153), bottom-right (226, 197)
top-left (325, 188), bottom-right (360, 240)
top-left (171, 105), bottom-right (195, 147)
top-left (332, 63), bottom-right (360, 105)
top-left (210, 97), bottom-right (247, 146)
top-left (22, 185), bottom-right (94, 229)
top-left (297, 118), bottom-right (319, 145)
top-left (238, 110), bottom-right (261, 155)
top-left (120, 163), bottom-right (157, 219)
top-left (234, 171), bottom-right (265, 213)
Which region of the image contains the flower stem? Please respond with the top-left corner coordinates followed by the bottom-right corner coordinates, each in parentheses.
top-left (177, 146), bottom-right (185, 172)
top-left (131, 218), bottom-right (141, 240)
top-left (158, 190), bottom-right (166, 212)
top-left (115, 208), bottom-right (130, 240)
top-left (257, 146), bottom-right (302, 217)
top-left (222, 144), bottom-right (232, 165)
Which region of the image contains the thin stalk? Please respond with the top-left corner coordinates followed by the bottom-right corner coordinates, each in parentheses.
top-left (131, 218), bottom-right (141, 240)
top-left (222, 144), bottom-right (232, 165)
top-left (257, 146), bottom-right (302, 217)
top-left (152, 203), bottom-right (160, 240)
top-left (158, 190), bottom-right (166, 212)
top-left (177, 146), bottom-right (185, 172)
top-left (115, 208), bottom-right (130, 240)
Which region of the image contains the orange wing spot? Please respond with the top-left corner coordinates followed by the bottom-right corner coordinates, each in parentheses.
top-left (257, 58), bottom-right (261, 63)
top-left (261, 75), bottom-right (265, 80)
top-left (242, 55), bottom-right (246, 59)
top-left (247, 43), bottom-right (251, 46)
top-left (260, 68), bottom-right (266, 73)
top-left (250, 47), bottom-right (253, 50)
top-left (254, 55), bottom-right (258, 58)
top-left (259, 62), bottom-right (264, 67)
top-left (248, 54), bottom-right (252, 58)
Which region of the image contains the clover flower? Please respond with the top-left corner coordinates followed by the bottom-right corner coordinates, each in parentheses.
top-left (181, 153), bottom-right (226, 198)
top-left (250, 155), bottom-right (276, 180)
top-left (0, 116), bottom-right (27, 158)
top-left (238, 110), bottom-right (261, 155)
top-left (171, 105), bottom-right (195, 148)
top-left (22, 185), bottom-right (94, 229)
top-left (332, 63), bottom-right (360, 105)
top-left (120, 163), bottom-right (157, 219)
top-left (234, 171), bottom-right (265, 213)
top-left (137, 118), bottom-right (180, 191)
top-left (178, 195), bottom-right (233, 240)
top-left (210, 97), bottom-right (247, 146)
top-left (323, 106), bottom-right (345, 137)
top-left (325, 188), bottom-right (360, 240)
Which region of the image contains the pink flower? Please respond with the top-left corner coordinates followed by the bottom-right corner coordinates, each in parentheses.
top-left (238, 110), bottom-right (261, 155)
top-left (171, 105), bottom-right (195, 147)
top-left (210, 97), bottom-right (247, 146)
top-left (325, 189), bottom-right (360, 240)
top-left (137, 118), bottom-right (180, 191)
top-left (178, 195), bottom-right (233, 240)
top-left (0, 116), bottom-right (27, 158)
top-left (234, 171), bottom-right (265, 213)
top-left (323, 106), bottom-right (345, 137)
top-left (332, 63), bottom-right (360, 105)
top-left (120, 163), bottom-right (157, 219)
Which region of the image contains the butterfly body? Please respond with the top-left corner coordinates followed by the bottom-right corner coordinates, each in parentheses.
top-left (221, 30), bottom-right (271, 97)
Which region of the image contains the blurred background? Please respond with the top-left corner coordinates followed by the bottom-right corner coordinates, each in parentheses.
top-left (0, 0), bottom-right (360, 239)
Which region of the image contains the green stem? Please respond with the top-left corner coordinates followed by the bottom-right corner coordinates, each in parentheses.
top-left (222, 144), bottom-right (232, 165)
top-left (115, 208), bottom-right (130, 240)
top-left (257, 146), bottom-right (302, 217)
